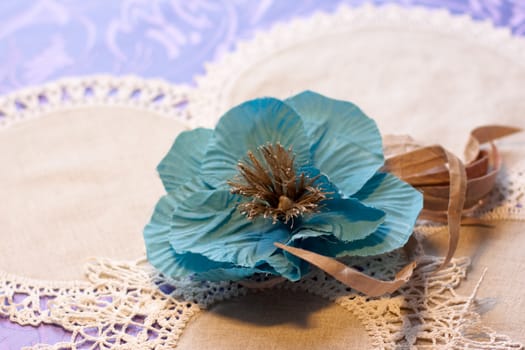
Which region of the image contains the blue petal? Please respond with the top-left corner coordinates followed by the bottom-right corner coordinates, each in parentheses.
top-left (298, 165), bottom-right (340, 198)
top-left (285, 91), bottom-right (384, 197)
top-left (201, 98), bottom-right (311, 188)
top-left (157, 128), bottom-right (213, 192)
top-left (144, 195), bottom-right (236, 277)
top-left (144, 189), bottom-right (301, 281)
top-left (346, 173), bottom-right (422, 255)
top-left (292, 198), bottom-right (385, 243)
top-left (196, 254), bottom-right (305, 282)
top-left (300, 173), bottom-right (422, 257)
top-left (194, 266), bottom-right (259, 282)
top-left (169, 189), bottom-right (292, 268)
top-left (263, 252), bottom-right (305, 281)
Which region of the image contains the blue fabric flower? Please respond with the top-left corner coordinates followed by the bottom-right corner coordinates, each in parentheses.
top-left (144, 91), bottom-right (423, 282)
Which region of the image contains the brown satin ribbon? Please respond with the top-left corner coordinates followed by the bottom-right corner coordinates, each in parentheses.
top-left (383, 145), bottom-right (467, 268)
top-left (275, 243), bottom-right (416, 297)
top-left (384, 125), bottom-right (520, 268)
top-left (268, 125), bottom-right (521, 296)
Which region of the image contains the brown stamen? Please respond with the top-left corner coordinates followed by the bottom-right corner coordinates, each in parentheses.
top-left (227, 143), bottom-right (328, 224)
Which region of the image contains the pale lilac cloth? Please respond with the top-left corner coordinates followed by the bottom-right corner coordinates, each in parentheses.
top-left (1, 0), bottom-right (524, 348)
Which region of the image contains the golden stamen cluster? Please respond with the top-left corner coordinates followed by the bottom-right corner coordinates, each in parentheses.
top-left (227, 143), bottom-right (328, 224)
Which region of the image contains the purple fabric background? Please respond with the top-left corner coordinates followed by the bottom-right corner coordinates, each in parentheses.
top-left (1, 0), bottom-right (524, 348)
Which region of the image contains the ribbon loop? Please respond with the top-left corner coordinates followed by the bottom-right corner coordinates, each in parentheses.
top-left (383, 126), bottom-right (520, 268)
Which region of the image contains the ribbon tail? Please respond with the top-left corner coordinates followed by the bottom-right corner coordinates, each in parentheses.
top-left (441, 149), bottom-right (466, 269)
top-left (274, 243), bottom-right (416, 297)
top-left (464, 125), bottom-right (522, 163)
top-left (384, 145), bottom-right (467, 269)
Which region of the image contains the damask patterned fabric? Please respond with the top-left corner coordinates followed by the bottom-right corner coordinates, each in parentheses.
top-left (0, 0), bottom-right (524, 95)
top-left (1, 0), bottom-right (525, 348)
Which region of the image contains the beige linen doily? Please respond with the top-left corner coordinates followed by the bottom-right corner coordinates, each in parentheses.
top-left (1, 5), bottom-right (525, 349)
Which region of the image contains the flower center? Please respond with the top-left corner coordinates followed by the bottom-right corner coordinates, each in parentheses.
top-left (227, 143), bottom-right (328, 224)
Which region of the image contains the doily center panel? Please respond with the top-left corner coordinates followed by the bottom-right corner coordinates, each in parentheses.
top-left (0, 105), bottom-right (190, 280)
top-left (177, 289), bottom-right (372, 350)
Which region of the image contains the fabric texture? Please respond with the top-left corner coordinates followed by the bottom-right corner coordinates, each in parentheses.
top-left (2, 0), bottom-right (525, 96)
top-left (0, 106), bottom-right (190, 280)
top-left (1, 3), bottom-right (525, 349)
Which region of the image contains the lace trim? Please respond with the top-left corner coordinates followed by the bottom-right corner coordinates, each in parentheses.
top-left (475, 160), bottom-right (525, 220)
top-left (0, 75), bottom-right (193, 129)
top-left (1, 244), bottom-right (521, 349)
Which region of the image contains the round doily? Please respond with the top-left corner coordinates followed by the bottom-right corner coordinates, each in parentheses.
top-left (1, 5), bottom-right (525, 350)
top-left (0, 76), bottom-right (193, 280)
top-left (191, 5), bottom-right (525, 156)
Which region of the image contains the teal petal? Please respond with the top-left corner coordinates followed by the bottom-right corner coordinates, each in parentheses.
top-left (301, 173), bottom-right (422, 257)
top-left (157, 128), bottom-right (213, 192)
top-left (196, 254), bottom-right (305, 282)
top-left (144, 195), bottom-right (182, 275)
top-left (144, 195), bottom-right (235, 277)
top-left (292, 198), bottom-right (385, 243)
top-left (263, 252), bottom-right (304, 281)
top-left (345, 173), bottom-right (422, 255)
top-left (201, 98), bottom-right (311, 188)
top-left (169, 189), bottom-right (292, 268)
top-left (298, 165), bottom-right (340, 198)
top-left (144, 188), bottom-right (300, 281)
top-left (285, 91), bottom-right (384, 197)
top-left (195, 266), bottom-right (259, 282)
